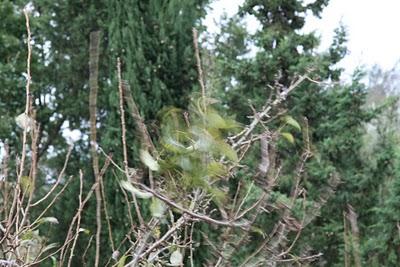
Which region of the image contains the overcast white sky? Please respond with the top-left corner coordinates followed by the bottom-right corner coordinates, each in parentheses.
top-left (205, 0), bottom-right (400, 75)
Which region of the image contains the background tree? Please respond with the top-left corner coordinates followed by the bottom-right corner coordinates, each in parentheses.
top-left (208, 0), bottom-right (375, 265)
top-left (359, 65), bottom-right (400, 266)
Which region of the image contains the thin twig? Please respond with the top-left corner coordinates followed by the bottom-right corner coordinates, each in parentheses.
top-left (99, 159), bottom-right (116, 252)
top-left (192, 28), bottom-right (206, 100)
top-left (140, 216), bottom-right (186, 259)
top-left (117, 59), bottom-right (146, 228)
top-left (19, 123), bottom-right (40, 228)
top-left (123, 82), bottom-right (156, 156)
top-left (117, 58), bottom-right (129, 176)
top-left (134, 182), bottom-right (249, 229)
top-left (67, 170), bottom-right (84, 267)
top-left (31, 145), bottom-right (73, 207)
top-left (232, 75), bottom-right (308, 149)
top-left (89, 30), bottom-right (102, 267)
top-left (5, 9), bottom-right (33, 247)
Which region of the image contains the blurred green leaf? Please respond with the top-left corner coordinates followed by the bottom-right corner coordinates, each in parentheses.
top-left (150, 197), bottom-right (167, 218)
top-left (206, 110), bottom-right (227, 129)
top-left (117, 255), bottom-right (127, 267)
top-left (21, 176), bottom-right (33, 193)
top-left (140, 149), bottom-right (160, 171)
top-left (281, 132), bottom-right (295, 144)
top-left (207, 161), bottom-right (227, 177)
top-left (283, 115), bottom-right (301, 131)
top-left (215, 140), bottom-right (238, 161)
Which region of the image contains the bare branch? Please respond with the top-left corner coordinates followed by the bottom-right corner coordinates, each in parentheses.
top-left (89, 30), bottom-right (102, 267)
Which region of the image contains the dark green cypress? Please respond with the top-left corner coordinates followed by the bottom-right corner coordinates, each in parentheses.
top-left (5, 0), bottom-right (210, 265)
top-left (210, 0), bottom-right (375, 265)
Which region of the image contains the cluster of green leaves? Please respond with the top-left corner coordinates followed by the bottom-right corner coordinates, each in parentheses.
top-left (154, 96), bottom-right (239, 204)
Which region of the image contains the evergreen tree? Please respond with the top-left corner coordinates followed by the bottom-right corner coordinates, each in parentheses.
top-left (360, 65), bottom-right (400, 266)
top-left (210, 0), bottom-right (374, 264)
top-left (3, 0), bottom-right (210, 265)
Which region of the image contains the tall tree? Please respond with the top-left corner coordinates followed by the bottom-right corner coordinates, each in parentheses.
top-left (360, 65), bottom-right (400, 266)
top-left (209, 0), bottom-right (374, 264)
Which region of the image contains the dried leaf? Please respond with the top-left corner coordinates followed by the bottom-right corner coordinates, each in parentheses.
top-left (42, 243), bottom-right (58, 253)
top-left (259, 134), bottom-right (270, 174)
top-left (15, 113), bottom-right (35, 132)
top-left (38, 217), bottom-right (59, 225)
top-left (140, 149), bottom-right (160, 171)
top-left (170, 250), bottom-right (183, 266)
top-left (120, 180), bottom-right (153, 199)
top-left (112, 250), bottom-right (120, 261)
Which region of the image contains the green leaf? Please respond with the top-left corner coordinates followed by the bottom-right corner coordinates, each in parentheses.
top-left (208, 187), bottom-right (226, 205)
top-left (51, 256), bottom-right (57, 267)
top-left (150, 198), bottom-right (167, 218)
top-left (283, 115), bottom-right (301, 131)
top-left (206, 111), bottom-right (227, 129)
top-left (140, 150), bottom-right (160, 171)
top-left (206, 109), bottom-right (239, 130)
top-left (163, 137), bottom-right (187, 153)
top-left (21, 175), bottom-right (33, 193)
top-left (216, 140), bottom-right (238, 161)
top-left (78, 228), bottom-right (90, 235)
top-left (281, 132), bottom-right (295, 144)
top-left (250, 226), bottom-right (265, 237)
top-left (120, 180), bottom-right (153, 199)
top-left (204, 97), bottom-right (220, 105)
top-left (192, 128), bottom-right (214, 151)
top-left (21, 230), bottom-right (34, 240)
top-left (207, 162), bottom-right (227, 177)
top-left (178, 156), bottom-right (192, 171)
top-left (117, 255), bottom-right (127, 267)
